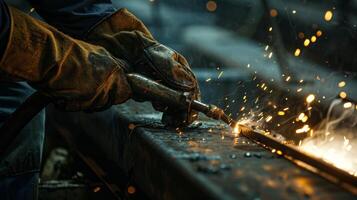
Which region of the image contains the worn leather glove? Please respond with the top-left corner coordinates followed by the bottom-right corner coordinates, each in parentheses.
top-left (0, 6), bottom-right (132, 111)
top-left (86, 8), bottom-right (200, 126)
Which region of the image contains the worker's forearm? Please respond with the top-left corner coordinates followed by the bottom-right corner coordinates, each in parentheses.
top-left (0, 0), bottom-right (10, 60)
top-left (27, 0), bottom-right (116, 39)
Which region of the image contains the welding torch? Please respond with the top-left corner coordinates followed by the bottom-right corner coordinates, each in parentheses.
top-left (0, 73), bottom-right (236, 153)
top-left (127, 74), bottom-right (236, 127)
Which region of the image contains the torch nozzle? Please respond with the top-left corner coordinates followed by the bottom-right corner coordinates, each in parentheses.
top-left (191, 100), bottom-right (237, 128)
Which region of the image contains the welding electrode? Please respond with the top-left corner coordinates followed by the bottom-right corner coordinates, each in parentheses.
top-left (126, 74), bottom-right (237, 127)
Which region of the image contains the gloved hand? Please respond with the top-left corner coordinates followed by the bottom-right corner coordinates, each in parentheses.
top-left (85, 8), bottom-right (200, 126)
top-left (0, 6), bottom-right (132, 111)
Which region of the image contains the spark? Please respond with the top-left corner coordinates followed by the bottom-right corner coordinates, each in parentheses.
top-left (306, 94), bottom-right (315, 103)
top-left (294, 48), bottom-right (301, 56)
top-left (324, 10), bottom-right (333, 22)
top-left (297, 113), bottom-right (308, 122)
top-left (303, 39), bottom-right (310, 47)
top-left (218, 71), bottom-right (224, 79)
top-left (339, 91), bottom-right (347, 99)
top-left (338, 81), bottom-right (346, 88)
top-left (311, 36), bottom-right (317, 43)
top-left (343, 102), bottom-right (352, 109)
top-left (268, 27), bottom-right (273, 31)
top-left (292, 10), bottom-right (296, 14)
top-left (296, 124), bottom-right (311, 133)
top-left (265, 45), bottom-right (269, 51)
top-left (283, 107), bottom-right (289, 111)
top-left (277, 111), bottom-right (285, 116)
top-left (297, 88), bottom-right (303, 92)
top-left (268, 52), bottom-right (273, 59)
top-left (206, 77), bottom-right (212, 82)
top-left (265, 115), bottom-right (273, 122)
top-left (316, 30), bottom-right (323, 37)
top-left (285, 76), bottom-right (291, 82)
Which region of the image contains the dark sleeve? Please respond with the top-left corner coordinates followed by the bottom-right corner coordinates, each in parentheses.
top-left (28, 0), bottom-right (116, 39)
top-left (0, 0), bottom-right (10, 60)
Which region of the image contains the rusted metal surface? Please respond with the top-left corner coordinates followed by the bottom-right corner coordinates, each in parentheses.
top-left (85, 100), bottom-right (356, 200)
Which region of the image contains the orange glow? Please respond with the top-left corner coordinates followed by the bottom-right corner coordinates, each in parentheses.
top-left (270, 9), bottom-right (278, 17)
top-left (127, 186), bottom-right (136, 194)
top-left (206, 1), bottom-right (217, 12)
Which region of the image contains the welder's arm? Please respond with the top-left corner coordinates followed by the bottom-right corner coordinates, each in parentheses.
top-left (0, 6), bottom-right (132, 111)
top-left (85, 9), bottom-right (201, 126)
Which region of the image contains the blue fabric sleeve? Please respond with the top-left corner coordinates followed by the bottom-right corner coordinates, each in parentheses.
top-left (0, 0), bottom-right (10, 60)
top-left (28, 0), bottom-right (116, 39)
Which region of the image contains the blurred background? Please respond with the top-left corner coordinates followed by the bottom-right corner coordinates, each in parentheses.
top-left (4, 0), bottom-right (357, 199)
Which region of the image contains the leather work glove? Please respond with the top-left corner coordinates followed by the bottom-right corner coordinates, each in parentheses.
top-left (0, 6), bottom-right (132, 111)
top-left (86, 8), bottom-right (200, 127)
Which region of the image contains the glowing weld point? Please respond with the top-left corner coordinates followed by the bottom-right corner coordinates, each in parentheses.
top-left (233, 123), bottom-right (240, 136)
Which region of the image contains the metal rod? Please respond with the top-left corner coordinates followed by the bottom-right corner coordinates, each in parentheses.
top-left (236, 124), bottom-right (357, 190)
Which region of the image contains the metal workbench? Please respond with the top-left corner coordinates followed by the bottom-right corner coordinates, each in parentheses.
top-left (60, 101), bottom-right (356, 200)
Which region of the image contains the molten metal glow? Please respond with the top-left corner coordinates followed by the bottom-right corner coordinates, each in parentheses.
top-left (300, 136), bottom-right (357, 176)
top-left (233, 123), bottom-right (240, 136)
